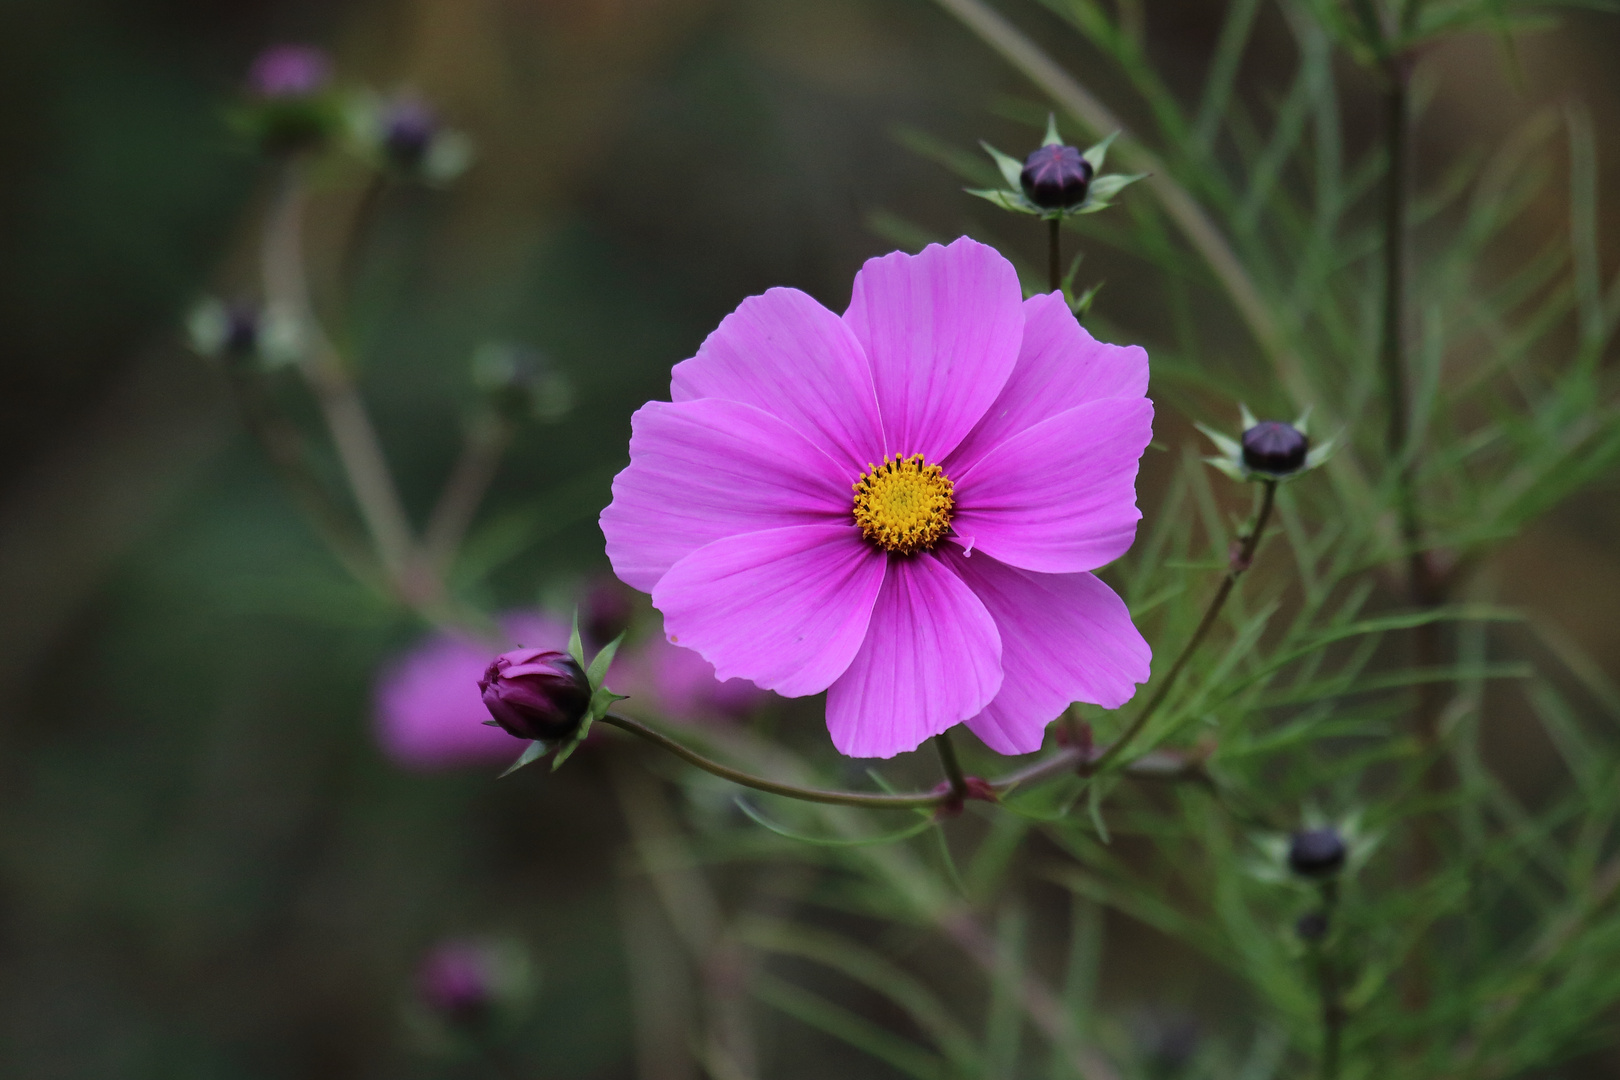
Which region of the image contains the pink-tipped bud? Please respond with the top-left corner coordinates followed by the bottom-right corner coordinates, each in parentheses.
top-left (478, 649), bottom-right (591, 742)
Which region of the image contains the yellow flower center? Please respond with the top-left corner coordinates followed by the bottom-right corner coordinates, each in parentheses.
top-left (852, 454), bottom-right (955, 555)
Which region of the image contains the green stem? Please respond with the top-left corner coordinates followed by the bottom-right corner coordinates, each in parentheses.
top-left (1089, 478), bottom-right (1277, 774)
top-left (1315, 880), bottom-right (1344, 1080)
top-left (1047, 216), bottom-right (1062, 294)
top-left (596, 715), bottom-right (1204, 811)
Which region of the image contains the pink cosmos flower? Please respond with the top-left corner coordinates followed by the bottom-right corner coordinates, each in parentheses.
top-left (373, 612), bottom-right (569, 770)
top-left (600, 237), bottom-right (1152, 758)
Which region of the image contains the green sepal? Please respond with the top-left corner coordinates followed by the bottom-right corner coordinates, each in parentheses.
top-left (1085, 171), bottom-right (1146, 203)
top-left (1196, 422), bottom-right (1243, 461)
top-left (1041, 112), bottom-right (1065, 147)
top-left (1082, 130), bottom-right (1120, 171)
top-left (1071, 281), bottom-right (1104, 319)
top-left (499, 740), bottom-right (549, 778)
top-left (586, 631), bottom-right (625, 688)
top-left (981, 140), bottom-right (1027, 189)
top-left (566, 609), bottom-right (585, 669)
top-left (965, 187), bottom-right (1039, 215)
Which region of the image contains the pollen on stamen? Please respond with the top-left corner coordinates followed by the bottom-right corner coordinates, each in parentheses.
top-left (851, 453), bottom-right (956, 555)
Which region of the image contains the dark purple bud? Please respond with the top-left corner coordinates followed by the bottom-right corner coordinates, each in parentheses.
top-left (583, 580), bottom-right (634, 652)
top-left (1019, 144), bottom-right (1094, 210)
top-left (223, 303), bottom-right (259, 356)
top-left (1295, 910), bottom-right (1330, 942)
top-left (247, 44), bottom-right (332, 100)
top-left (479, 648), bottom-right (591, 742)
top-left (1241, 420), bottom-right (1309, 475)
top-left (1288, 827), bottom-right (1347, 878)
top-left (382, 97), bottom-right (437, 169)
top-left (417, 941), bottom-right (498, 1026)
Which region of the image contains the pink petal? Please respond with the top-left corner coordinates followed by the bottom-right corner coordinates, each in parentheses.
top-left (652, 524), bottom-right (886, 697)
top-left (948, 291), bottom-right (1150, 472)
top-left (670, 287), bottom-right (884, 474)
top-left (843, 237), bottom-right (1023, 463)
top-left (825, 553), bottom-right (1002, 759)
top-left (953, 397), bottom-right (1153, 574)
top-left (602, 399), bottom-right (852, 593)
top-left (942, 551), bottom-right (1150, 755)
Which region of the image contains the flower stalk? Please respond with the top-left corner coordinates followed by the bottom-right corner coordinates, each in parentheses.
top-left (595, 713), bottom-right (1204, 811)
top-left (1090, 478), bottom-right (1278, 774)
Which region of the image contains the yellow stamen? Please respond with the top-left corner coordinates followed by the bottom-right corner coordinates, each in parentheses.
top-left (852, 454), bottom-right (955, 555)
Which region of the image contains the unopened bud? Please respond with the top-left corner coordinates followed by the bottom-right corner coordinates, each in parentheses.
top-left (1020, 144), bottom-right (1094, 210)
top-left (415, 938), bottom-right (532, 1031)
top-left (479, 649), bottom-right (591, 742)
top-left (1288, 827), bottom-right (1347, 878)
top-left (471, 342), bottom-right (573, 423)
top-left (381, 96), bottom-right (437, 170)
top-left (1241, 420), bottom-right (1308, 476)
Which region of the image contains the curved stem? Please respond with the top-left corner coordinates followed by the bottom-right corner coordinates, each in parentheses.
top-left (598, 715), bottom-right (1207, 812)
top-left (599, 715), bottom-right (950, 809)
top-left (1090, 478), bottom-right (1277, 774)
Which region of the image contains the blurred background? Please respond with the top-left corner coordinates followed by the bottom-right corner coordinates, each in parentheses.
top-left (1, 0), bottom-right (1618, 1075)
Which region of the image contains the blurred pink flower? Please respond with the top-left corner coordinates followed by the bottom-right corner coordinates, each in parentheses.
top-left (619, 631), bottom-right (768, 723)
top-left (247, 44), bottom-right (331, 99)
top-left (373, 612), bottom-right (568, 771)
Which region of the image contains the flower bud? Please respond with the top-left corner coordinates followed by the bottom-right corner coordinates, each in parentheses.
top-left (479, 648), bottom-right (592, 742)
top-left (1019, 144), bottom-right (1094, 210)
top-left (1288, 827), bottom-right (1347, 878)
top-left (381, 96), bottom-right (437, 170)
top-left (247, 44), bottom-right (332, 100)
top-left (471, 342), bottom-right (573, 423)
top-left (1241, 420), bottom-right (1309, 476)
top-left (414, 938), bottom-right (532, 1031)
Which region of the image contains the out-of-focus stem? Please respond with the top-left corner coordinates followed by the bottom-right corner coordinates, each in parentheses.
top-left (424, 412), bottom-right (513, 573)
top-left (261, 170), bottom-right (431, 605)
top-left (1089, 478), bottom-right (1277, 774)
top-left (1048, 216), bottom-right (1062, 294)
top-left (1314, 880), bottom-right (1345, 1080)
top-left (611, 758), bottom-right (758, 1080)
top-left (221, 364), bottom-right (377, 585)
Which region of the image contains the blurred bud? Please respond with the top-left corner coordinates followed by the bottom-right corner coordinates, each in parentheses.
top-left (1288, 827), bottom-right (1347, 878)
top-left (1020, 143), bottom-right (1094, 210)
top-left (583, 579), bottom-right (635, 652)
top-left (347, 92), bottom-right (474, 185)
top-left (480, 649), bottom-right (592, 742)
top-left (414, 937), bottom-right (533, 1034)
top-left (248, 44), bottom-right (331, 99)
top-left (187, 299), bottom-right (304, 369)
top-left (471, 342), bottom-right (573, 423)
top-left (1295, 910), bottom-right (1330, 942)
top-left (374, 613), bottom-right (568, 771)
top-left (1241, 420), bottom-right (1309, 476)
